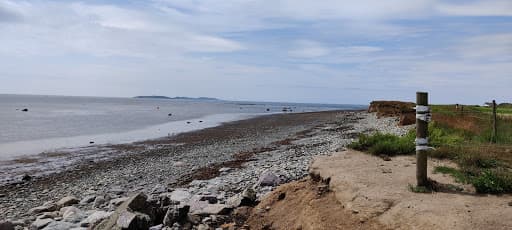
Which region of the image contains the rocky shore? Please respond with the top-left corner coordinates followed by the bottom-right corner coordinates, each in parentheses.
top-left (0, 111), bottom-right (412, 230)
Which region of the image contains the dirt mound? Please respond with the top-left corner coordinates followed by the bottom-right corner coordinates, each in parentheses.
top-left (245, 179), bottom-right (386, 230)
top-left (309, 150), bottom-right (512, 230)
top-left (368, 101), bottom-right (415, 126)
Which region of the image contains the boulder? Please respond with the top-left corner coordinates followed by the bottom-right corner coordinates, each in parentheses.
top-left (162, 205), bottom-right (190, 227)
top-left (150, 184), bottom-right (167, 194)
top-left (29, 202), bottom-right (58, 214)
top-left (61, 207), bottom-right (85, 223)
top-left (116, 211), bottom-right (151, 230)
top-left (257, 171), bottom-right (280, 187)
top-left (109, 197), bottom-right (129, 207)
top-left (56, 196), bottom-right (79, 208)
top-left (30, 219), bottom-right (53, 230)
top-left (149, 224), bottom-right (163, 230)
top-left (168, 189), bottom-right (192, 203)
top-left (93, 192), bottom-right (155, 230)
top-left (226, 188), bottom-right (257, 207)
top-left (93, 196), bottom-right (107, 208)
top-left (190, 203), bottom-right (231, 217)
top-left (79, 211), bottom-right (112, 228)
top-left (0, 221), bottom-right (14, 230)
top-left (41, 221), bottom-right (76, 230)
top-left (79, 195), bottom-right (96, 205)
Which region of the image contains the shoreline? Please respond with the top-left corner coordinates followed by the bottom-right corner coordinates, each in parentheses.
top-left (0, 112), bottom-right (264, 185)
top-left (0, 110), bottom-right (408, 228)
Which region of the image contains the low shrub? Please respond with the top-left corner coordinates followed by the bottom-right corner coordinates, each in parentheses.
top-left (348, 132), bottom-right (415, 156)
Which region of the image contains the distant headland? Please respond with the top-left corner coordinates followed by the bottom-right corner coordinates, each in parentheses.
top-left (134, 96), bottom-right (220, 101)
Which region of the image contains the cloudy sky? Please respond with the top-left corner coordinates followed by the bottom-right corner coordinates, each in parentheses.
top-left (0, 0), bottom-right (511, 104)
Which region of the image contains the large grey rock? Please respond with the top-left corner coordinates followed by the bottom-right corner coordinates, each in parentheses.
top-left (189, 203), bottom-right (231, 217)
top-left (257, 171), bottom-right (280, 186)
top-left (168, 189), bottom-right (192, 203)
top-left (109, 197), bottom-right (129, 207)
top-left (79, 211), bottom-right (112, 227)
top-left (56, 196), bottom-right (79, 208)
top-left (149, 224), bottom-right (163, 230)
top-left (93, 195), bottom-right (108, 208)
top-left (61, 207), bottom-right (86, 223)
top-left (163, 205), bottom-right (190, 227)
top-left (93, 192), bottom-right (155, 230)
top-left (227, 188), bottom-right (257, 207)
top-left (29, 202), bottom-right (58, 214)
top-left (116, 211), bottom-right (151, 230)
top-left (41, 221), bottom-right (76, 230)
top-left (79, 195), bottom-right (96, 205)
top-left (0, 221), bottom-right (14, 230)
top-left (30, 218), bottom-right (53, 230)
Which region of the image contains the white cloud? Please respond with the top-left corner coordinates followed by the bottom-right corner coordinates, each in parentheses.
top-left (437, 0), bottom-right (512, 17)
top-left (455, 33), bottom-right (512, 61)
top-left (288, 40), bottom-right (330, 58)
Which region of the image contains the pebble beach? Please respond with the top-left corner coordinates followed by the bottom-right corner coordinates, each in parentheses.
top-left (0, 110), bottom-right (412, 230)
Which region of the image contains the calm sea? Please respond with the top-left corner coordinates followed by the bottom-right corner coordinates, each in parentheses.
top-left (0, 94), bottom-right (365, 160)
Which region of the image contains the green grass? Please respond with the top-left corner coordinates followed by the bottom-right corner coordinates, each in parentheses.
top-left (347, 132), bottom-right (415, 156)
top-left (350, 103), bottom-right (512, 194)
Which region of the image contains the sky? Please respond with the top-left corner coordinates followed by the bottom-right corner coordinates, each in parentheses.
top-left (0, 0), bottom-right (511, 104)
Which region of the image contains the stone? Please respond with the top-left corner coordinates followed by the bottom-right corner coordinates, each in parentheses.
top-left (22, 174), bottom-right (32, 181)
top-left (37, 211), bottom-right (60, 219)
top-left (151, 184), bottom-right (167, 194)
top-left (219, 167), bottom-right (231, 173)
top-left (79, 211), bottom-right (112, 227)
top-left (79, 195), bottom-right (96, 205)
top-left (190, 203), bottom-right (232, 216)
top-left (108, 187), bottom-right (125, 195)
top-left (0, 221), bottom-right (14, 230)
top-left (93, 196), bottom-right (107, 208)
top-left (257, 171), bottom-right (280, 187)
top-left (197, 224), bottom-right (209, 230)
top-left (149, 224), bottom-right (163, 230)
top-left (29, 202), bottom-right (58, 214)
top-left (40, 221), bottom-right (75, 230)
top-left (93, 192), bottom-right (154, 230)
top-left (61, 207), bottom-right (85, 223)
top-left (30, 218), bottom-right (53, 230)
top-left (56, 196), bottom-right (79, 208)
top-left (163, 205), bottom-right (190, 227)
top-left (116, 211), bottom-right (151, 230)
top-left (109, 197), bottom-right (129, 207)
top-left (172, 161), bottom-right (186, 167)
top-left (199, 195), bottom-right (218, 204)
top-left (168, 189), bottom-right (192, 203)
top-left (227, 188), bottom-right (257, 207)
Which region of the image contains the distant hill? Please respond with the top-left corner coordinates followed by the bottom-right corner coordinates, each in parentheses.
top-left (134, 96), bottom-right (220, 101)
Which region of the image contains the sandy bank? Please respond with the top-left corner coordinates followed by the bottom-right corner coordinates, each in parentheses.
top-left (248, 150), bottom-right (512, 229)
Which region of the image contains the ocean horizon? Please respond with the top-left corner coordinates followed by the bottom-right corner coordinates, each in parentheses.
top-left (0, 94), bottom-right (366, 160)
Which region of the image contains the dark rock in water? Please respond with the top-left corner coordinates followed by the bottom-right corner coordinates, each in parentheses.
top-left (22, 174), bottom-right (32, 181)
top-left (266, 108), bottom-right (270, 111)
top-left (199, 120), bottom-right (203, 123)
top-left (0, 221), bottom-right (14, 230)
top-left (21, 108), bottom-right (28, 112)
top-left (168, 113), bottom-right (172, 116)
top-left (186, 121), bottom-right (191, 124)
top-left (89, 141), bottom-right (95, 144)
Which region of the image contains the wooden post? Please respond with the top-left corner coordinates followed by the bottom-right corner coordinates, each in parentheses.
top-left (416, 92), bottom-right (429, 187)
top-left (492, 100), bottom-right (497, 143)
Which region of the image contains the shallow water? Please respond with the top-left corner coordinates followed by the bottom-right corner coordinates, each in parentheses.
top-left (0, 94), bottom-right (365, 160)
